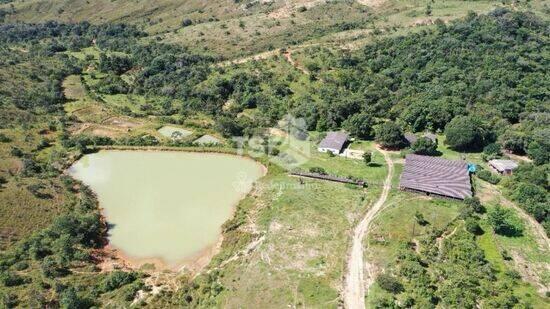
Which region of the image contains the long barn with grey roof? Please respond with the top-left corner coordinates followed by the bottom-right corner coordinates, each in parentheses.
top-left (399, 154), bottom-right (472, 200)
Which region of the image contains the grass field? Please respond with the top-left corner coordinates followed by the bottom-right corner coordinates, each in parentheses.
top-left (211, 147), bottom-right (388, 307)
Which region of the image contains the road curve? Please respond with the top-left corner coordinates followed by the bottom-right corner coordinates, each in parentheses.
top-left (343, 147), bottom-right (393, 309)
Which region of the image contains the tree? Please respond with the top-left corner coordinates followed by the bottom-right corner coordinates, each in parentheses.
top-left (444, 116), bottom-right (490, 151)
top-left (59, 287), bottom-right (82, 309)
top-left (488, 206), bottom-right (523, 236)
top-left (376, 273), bottom-right (404, 294)
top-left (363, 152), bottom-right (372, 165)
top-left (464, 197), bottom-right (485, 213)
top-left (465, 217), bottom-right (483, 235)
top-left (0, 133), bottom-right (11, 143)
top-left (342, 113), bottom-right (375, 139)
top-left (375, 122), bottom-right (406, 149)
top-left (527, 141), bottom-right (549, 165)
top-left (411, 137), bottom-right (438, 155)
top-left (482, 143), bottom-right (501, 161)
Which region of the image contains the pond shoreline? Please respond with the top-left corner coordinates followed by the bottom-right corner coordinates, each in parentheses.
top-left (69, 148), bottom-right (268, 273)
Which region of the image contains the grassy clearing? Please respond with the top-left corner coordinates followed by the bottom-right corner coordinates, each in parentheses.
top-left (201, 146), bottom-right (389, 307)
top-left (477, 220), bottom-right (549, 307)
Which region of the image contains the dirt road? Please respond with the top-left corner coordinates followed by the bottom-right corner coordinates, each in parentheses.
top-left (343, 147), bottom-right (393, 309)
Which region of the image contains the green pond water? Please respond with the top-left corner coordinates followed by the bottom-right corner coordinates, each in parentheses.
top-left (68, 150), bottom-right (264, 266)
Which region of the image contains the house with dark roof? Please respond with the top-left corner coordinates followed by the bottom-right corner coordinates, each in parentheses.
top-left (318, 132), bottom-right (349, 155)
top-left (399, 154), bottom-right (472, 200)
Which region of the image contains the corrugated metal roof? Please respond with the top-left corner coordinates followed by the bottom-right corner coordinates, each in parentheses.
top-left (318, 132), bottom-right (348, 151)
top-left (399, 154), bottom-right (472, 199)
top-left (488, 159), bottom-right (518, 172)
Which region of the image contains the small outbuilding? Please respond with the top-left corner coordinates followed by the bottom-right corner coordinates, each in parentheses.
top-left (488, 159), bottom-right (518, 175)
top-left (318, 132), bottom-right (349, 155)
top-left (400, 154), bottom-right (472, 200)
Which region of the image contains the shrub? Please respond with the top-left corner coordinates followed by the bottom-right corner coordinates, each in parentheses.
top-left (376, 273), bottom-right (404, 294)
top-left (512, 183), bottom-right (546, 205)
top-left (482, 143), bottom-right (501, 161)
top-left (181, 18), bottom-right (193, 27)
top-left (309, 167), bottom-right (327, 175)
top-left (488, 206), bottom-right (523, 237)
top-left (41, 256), bottom-right (66, 278)
top-left (363, 152), bottom-right (372, 165)
top-left (0, 133), bottom-right (11, 143)
top-left (465, 217), bottom-right (483, 235)
top-left (411, 137), bottom-right (438, 156)
top-left (476, 170), bottom-right (500, 184)
top-left (0, 291), bottom-right (18, 308)
top-left (464, 197), bottom-right (485, 213)
top-left (414, 211), bottom-right (428, 226)
top-left (100, 271), bottom-right (137, 292)
top-left (59, 286), bottom-right (83, 309)
top-left (0, 271), bottom-right (26, 287)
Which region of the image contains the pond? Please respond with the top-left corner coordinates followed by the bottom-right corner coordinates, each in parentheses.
top-left (68, 150), bottom-right (265, 269)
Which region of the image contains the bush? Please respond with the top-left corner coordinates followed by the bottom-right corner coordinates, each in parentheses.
top-left (464, 197), bottom-right (485, 213)
top-left (59, 286), bottom-right (83, 309)
top-left (482, 143), bottom-right (501, 161)
top-left (376, 273), bottom-right (404, 294)
top-left (100, 271), bottom-right (137, 292)
top-left (465, 217), bottom-right (483, 235)
top-left (411, 137), bottom-right (438, 155)
top-left (181, 18), bottom-right (193, 27)
top-left (363, 152), bottom-right (372, 165)
top-left (0, 271), bottom-right (26, 287)
top-left (0, 133), bottom-right (11, 143)
top-left (414, 211), bottom-right (428, 226)
top-left (476, 170), bottom-right (500, 184)
top-left (309, 167), bottom-right (327, 175)
top-left (488, 206), bottom-right (523, 237)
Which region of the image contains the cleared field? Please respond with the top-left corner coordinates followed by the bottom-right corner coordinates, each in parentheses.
top-left (212, 149), bottom-right (388, 307)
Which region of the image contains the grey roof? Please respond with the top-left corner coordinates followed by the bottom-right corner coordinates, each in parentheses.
top-left (404, 133), bottom-right (418, 144)
top-left (488, 159), bottom-right (518, 172)
top-left (318, 132), bottom-right (349, 151)
top-left (405, 132), bottom-right (437, 144)
top-left (423, 133), bottom-right (437, 142)
top-left (400, 154), bottom-right (472, 200)
top-left (194, 134), bottom-right (221, 145)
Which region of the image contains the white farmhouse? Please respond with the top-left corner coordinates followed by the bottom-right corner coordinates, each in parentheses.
top-left (318, 132), bottom-right (349, 155)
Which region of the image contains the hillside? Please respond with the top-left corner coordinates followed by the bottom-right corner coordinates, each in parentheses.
top-left (2, 0), bottom-right (548, 58)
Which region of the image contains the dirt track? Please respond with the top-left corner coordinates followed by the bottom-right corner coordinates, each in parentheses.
top-left (343, 147), bottom-right (393, 309)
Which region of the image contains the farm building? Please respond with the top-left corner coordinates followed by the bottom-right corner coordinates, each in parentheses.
top-left (488, 159), bottom-right (518, 175)
top-left (404, 132), bottom-right (438, 145)
top-left (318, 132), bottom-right (349, 155)
top-left (399, 154), bottom-right (472, 200)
